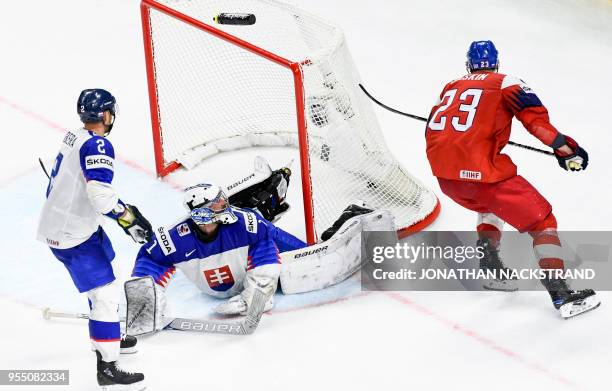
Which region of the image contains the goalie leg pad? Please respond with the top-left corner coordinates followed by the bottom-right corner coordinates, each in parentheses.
top-left (125, 276), bottom-right (167, 336)
top-left (280, 209), bottom-right (395, 294)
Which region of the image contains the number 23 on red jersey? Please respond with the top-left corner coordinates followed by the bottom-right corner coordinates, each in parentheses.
top-left (428, 88), bottom-right (483, 132)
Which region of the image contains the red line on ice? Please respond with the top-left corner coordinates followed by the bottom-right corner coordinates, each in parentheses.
top-left (268, 291), bottom-right (373, 315)
top-left (0, 166), bottom-right (41, 188)
top-left (386, 292), bottom-right (579, 390)
top-left (0, 96), bottom-right (183, 190)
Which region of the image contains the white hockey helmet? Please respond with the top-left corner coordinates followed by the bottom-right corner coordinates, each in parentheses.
top-left (183, 183), bottom-right (237, 225)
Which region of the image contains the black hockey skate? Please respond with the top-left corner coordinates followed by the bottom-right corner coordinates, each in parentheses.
top-left (478, 238), bottom-right (518, 292)
top-left (120, 335), bottom-right (138, 354)
top-left (541, 278), bottom-right (601, 319)
top-left (96, 351), bottom-right (145, 391)
top-left (321, 204), bottom-right (374, 241)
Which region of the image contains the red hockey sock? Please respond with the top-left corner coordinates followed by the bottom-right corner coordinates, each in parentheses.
top-left (529, 213), bottom-right (564, 270)
top-left (477, 223), bottom-right (502, 249)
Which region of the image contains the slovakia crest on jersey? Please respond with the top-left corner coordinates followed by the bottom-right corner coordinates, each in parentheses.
top-left (203, 265), bottom-right (235, 292)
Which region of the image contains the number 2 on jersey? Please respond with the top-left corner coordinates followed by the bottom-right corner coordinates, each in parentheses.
top-left (428, 88), bottom-right (483, 132)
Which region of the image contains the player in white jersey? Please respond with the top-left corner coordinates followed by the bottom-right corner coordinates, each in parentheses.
top-left (37, 89), bottom-right (150, 391)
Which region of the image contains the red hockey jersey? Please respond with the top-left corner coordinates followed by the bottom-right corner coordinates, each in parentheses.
top-left (425, 72), bottom-right (566, 183)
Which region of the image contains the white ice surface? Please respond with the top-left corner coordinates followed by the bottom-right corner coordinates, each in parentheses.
top-left (1, 0), bottom-right (611, 390)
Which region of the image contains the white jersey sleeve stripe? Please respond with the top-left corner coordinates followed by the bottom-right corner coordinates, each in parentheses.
top-left (501, 75), bottom-right (532, 91)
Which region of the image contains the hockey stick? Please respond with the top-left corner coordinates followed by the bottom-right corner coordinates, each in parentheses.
top-left (163, 288), bottom-right (268, 335)
top-left (41, 289), bottom-right (269, 336)
top-left (359, 84), bottom-right (555, 156)
top-left (42, 307), bottom-right (92, 320)
top-left (38, 157), bottom-right (51, 179)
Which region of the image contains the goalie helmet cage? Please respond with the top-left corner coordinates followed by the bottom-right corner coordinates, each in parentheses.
top-left (140, 0), bottom-right (440, 244)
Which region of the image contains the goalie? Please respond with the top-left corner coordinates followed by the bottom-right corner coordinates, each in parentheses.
top-left (128, 159), bottom-right (393, 332)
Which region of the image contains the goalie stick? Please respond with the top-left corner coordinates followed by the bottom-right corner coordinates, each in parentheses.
top-left (163, 288), bottom-right (268, 335)
top-left (42, 289), bottom-right (269, 336)
top-left (359, 83), bottom-right (555, 156)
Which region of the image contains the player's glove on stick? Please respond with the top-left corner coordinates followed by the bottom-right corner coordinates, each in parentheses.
top-left (555, 136), bottom-right (588, 171)
top-left (118, 205), bottom-right (153, 244)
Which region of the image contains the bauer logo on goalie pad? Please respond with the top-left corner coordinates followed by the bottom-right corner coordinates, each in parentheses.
top-left (155, 227), bottom-right (176, 256)
top-left (85, 155), bottom-right (114, 171)
top-left (203, 265), bottom-right (235, 292)
top-left (294, 245), bottom-right (329, 259)
top-left (227, 173), bottom-right (255, 192)
top-left (177, 223), bottom-right (191, 237)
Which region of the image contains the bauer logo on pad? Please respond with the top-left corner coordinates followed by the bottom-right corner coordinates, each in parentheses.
top-left (203, 265), bottom-right (235, 292)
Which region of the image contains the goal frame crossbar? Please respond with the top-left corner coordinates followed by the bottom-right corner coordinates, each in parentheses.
top-left (140, 0), bottom-right (440, 244)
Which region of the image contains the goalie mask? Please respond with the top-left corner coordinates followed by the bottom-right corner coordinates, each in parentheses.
top-left (184, 183), bottom-right (238, 225)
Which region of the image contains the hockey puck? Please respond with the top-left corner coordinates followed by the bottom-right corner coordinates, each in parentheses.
top-left (213, 13), bottom-right (256, 25)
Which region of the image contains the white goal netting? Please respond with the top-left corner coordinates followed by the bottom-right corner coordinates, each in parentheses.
top-left (143, 0), bottom-right (438, 239)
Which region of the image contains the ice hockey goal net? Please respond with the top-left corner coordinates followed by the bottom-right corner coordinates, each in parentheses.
top-left (140, 0), bottom-right (439, 243)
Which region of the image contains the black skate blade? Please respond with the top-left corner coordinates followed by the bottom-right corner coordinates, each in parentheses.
top-left (560, 295), bottom-right (601, 319)
top-left (482, 279), bottom-right (518, 292)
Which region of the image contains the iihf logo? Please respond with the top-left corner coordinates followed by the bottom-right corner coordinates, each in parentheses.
top-left (203, 265), bottom-right (235, 291)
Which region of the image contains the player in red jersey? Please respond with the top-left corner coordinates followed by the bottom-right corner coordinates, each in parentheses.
top-left (425, 40), bottom-right (598, 318)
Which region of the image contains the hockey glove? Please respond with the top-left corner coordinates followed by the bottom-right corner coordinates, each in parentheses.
top-left (554, 136), bottom-right (588, 171)
top-left (117, 205), bottom-right (153, 244)
top-left (229, 167), bottom-right (292, 222)
top-left (256, 167), bottom-right (291, 221)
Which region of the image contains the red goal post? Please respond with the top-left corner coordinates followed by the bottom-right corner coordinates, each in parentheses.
top-left (140, 0), bottom-right (440, 244)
